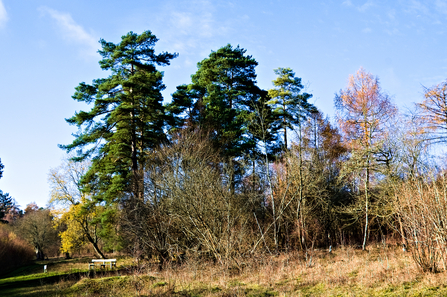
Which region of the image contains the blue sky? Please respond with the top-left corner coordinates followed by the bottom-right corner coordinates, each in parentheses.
top-left (0, 0), bottom-right (446, 208)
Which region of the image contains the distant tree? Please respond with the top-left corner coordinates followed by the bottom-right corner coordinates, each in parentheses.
top-left (0, 190), bottom-right (14, 223)
top-left (268, 67), bottom-right (315, 151)
top-left (335, 67), bottom-right (397, 250)
top-left (60, 30), bottom-right (177, 207)
top-left (15, 208), bottom-right (59, 259)
top-left (24, 202), bottom-right (39, 214)
top-left (417, 79), bottom-right (447, 144)
top-left (0, 159), bottom-right (7, 222)
top-left (0, 159), bottom-right (20, 224)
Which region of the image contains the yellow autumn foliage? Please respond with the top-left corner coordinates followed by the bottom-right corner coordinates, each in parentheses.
top-left (49, 158), bottom-right (105, 257)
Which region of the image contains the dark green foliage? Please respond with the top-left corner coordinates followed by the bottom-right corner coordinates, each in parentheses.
top-left (168, 44), bottom-right (265, 159)
top-left (268, 67), bottom-right (316, 150)
top-left (60, 31), bottom-right (177, 203)
top-left (0, 159), bottom-right (7, 222)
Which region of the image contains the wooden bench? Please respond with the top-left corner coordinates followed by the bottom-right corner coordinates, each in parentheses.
top-left (89, 259), bottom-right (117, 269)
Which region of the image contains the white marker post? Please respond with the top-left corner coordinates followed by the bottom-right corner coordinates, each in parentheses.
top-left (44, 265), bottom-right (47, 273)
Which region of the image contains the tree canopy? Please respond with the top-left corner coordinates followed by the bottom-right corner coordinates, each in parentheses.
top-left (168, 44), bottom-right (263, 159)
top-left (418, 80), bottom-right (447, 144)
top-left (268, 67), bottom-right (315, 150)
top-left (335, 67), bottom-right (397, 250)
top-left (60, 31), bottom-right (178, 203)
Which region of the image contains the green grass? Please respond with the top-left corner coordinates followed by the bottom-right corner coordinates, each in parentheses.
top-left (0, 257), bottom-right (120, 296)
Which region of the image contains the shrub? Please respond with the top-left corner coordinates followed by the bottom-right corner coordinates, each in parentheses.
top-left (0, 224), bottom-right (35, 274)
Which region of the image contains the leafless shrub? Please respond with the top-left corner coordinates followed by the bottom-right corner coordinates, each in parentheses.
top-left (395, 172), bottom-right (447, 272)
top-left (121, 130), bottom-right (259, 269)
top-left (0, 224), bottom-right (35, 274)
top-left (14, 208), bottom-right (59, 260)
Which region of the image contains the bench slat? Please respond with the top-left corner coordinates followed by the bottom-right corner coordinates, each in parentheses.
top-left (89, 259), bottom-right (117, 269)
top-left (92, 259), bottom-right (116, 262)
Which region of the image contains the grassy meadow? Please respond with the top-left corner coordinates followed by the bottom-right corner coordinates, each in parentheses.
top-left (2, 243), bottom-right (447, 296)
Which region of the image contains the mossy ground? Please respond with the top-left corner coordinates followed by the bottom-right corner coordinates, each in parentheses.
top-left (2, 245), bottom-right (447, 296)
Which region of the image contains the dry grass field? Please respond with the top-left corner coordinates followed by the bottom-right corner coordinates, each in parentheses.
top-left (2, 243), bottom-right (447, 296)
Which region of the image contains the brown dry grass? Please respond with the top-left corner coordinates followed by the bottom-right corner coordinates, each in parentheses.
top-left (9, 243), bottom-right (447, 296)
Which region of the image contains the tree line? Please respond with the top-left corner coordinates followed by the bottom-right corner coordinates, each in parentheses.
top-left (2, 30), bottom-right (447, 272)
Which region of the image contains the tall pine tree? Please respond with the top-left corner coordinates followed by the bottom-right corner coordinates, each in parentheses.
top-left (268, 67), bottom-right (315, 151)
top-left (0, 190), bottom-right (13, 223)
top-left (0, 158), bottom-right (12, 223)
top-left (167, 44), bottom-right (271, 189)
top-left (61, 31), bottom-right (177, 204)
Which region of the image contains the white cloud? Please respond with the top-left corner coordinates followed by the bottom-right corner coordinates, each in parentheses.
top-left (0, 0), bottom-right (8, 28)
top-left (358, 0), bottom-right (375, 12)
top-left (160, 0), bottom-right (231, 57)
top-left (342, 0), bottom-right (352, 7)
top-left (387, 9), bottom-right (396, 21)
top-left (362, 27), bottom-right (372, 33)
top-left (39, 7), bottom-right (98, 57)
top-left (169, 1), bottom-right (216, 39)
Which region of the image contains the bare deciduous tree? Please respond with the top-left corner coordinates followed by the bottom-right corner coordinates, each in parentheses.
top-left (335, 67), bottom-right (397, 250)
top-left (418, 80), bottom-right (447, 144)
top-left (15, 208), bottom-right (59, 260)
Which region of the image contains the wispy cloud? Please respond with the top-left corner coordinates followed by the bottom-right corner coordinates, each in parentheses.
top-left (0, 0), bottom-right (8, 28)
top-left (169, 1), bottom-right (216, 39)
top-left (158, 0), bottom-right (232, 57)
top-left (358, 0), bottom-right (375, 12)
top-left (342, 0), bottom-right (352, 7)
top-left (39, 7), bottom-right (98, 57)
top-left (387, 9), bottom-right (396, 21)
top-left (363, 27), bottom-right (372, 33)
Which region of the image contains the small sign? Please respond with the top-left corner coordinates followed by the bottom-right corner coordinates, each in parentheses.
top-left (44, 265), bottom-right (47, 273)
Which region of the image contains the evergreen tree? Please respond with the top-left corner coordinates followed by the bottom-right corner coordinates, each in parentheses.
top-left (167, 44), bottom-right (271, 189)
top-left (61, 31), bottom-right (177, 204)
top-left (268, 67), bottom-right (315, 150)
top-left (0, 159), bottom-right (14, 223)
top-left (0, 190), bottom-right (13, 223)
top-left (169, 45), bottom-right (259, 156)
top-left (166, 84), bottom-right (201, 130)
